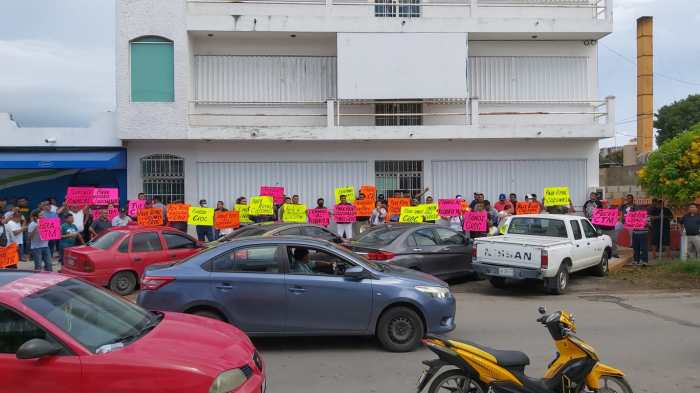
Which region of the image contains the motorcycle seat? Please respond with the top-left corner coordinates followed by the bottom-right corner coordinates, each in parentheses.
top-left (449, 340), bottom-right (530, 368)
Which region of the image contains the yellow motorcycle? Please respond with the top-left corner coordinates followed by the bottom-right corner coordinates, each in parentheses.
top-left (418, 307), bottom-right (632, 393)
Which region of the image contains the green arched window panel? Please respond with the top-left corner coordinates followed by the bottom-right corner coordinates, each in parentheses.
top-left (130, 36), bottom-right (174, 102)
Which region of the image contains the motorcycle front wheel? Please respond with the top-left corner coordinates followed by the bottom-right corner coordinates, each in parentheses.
top-left (593, 376), bottom-right (634, 393)
top-left (427, 369), bottom-right (486, 393)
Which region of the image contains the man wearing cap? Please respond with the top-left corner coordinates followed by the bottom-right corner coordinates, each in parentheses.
top-left (112, 208), bottom-right (132, 227)
top-left (494, 194), bottom-right (513, 213)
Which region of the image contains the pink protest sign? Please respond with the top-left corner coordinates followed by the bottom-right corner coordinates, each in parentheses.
top-left (463, 211), bottom-right (487, 232)
top-left (334, 204), bottom-right (357, 224)
top-left (66, 187), bottom-right (95, 205)
top-left (93, 208), bottom-right (119, 222)
top-left (591, 208), bottom-right (618, 227)
top-left (624, 211), bottom-right (648, 230)
top-left (128, 199), bottom-right (145, 216)
top-left (92, 188), bottom-right (119, 205)
top-left (438, 199), bottom-right (462, 217)
top-left (38, 218), bottom-right (61, 241)
top-left (308, 208), bottom-right (330, 227)
top-left (260, 186), bottom-right (285, 205)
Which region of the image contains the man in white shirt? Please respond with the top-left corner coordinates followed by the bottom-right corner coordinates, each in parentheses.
top-left (5, 212), bottom-right (26, 263)
top-left (67, 205), bottom-right (86, 233)
top-left (112, 208), bottom-right (132, 227)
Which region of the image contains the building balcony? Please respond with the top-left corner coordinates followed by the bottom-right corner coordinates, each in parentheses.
top-left (186, 0), bottom-right (613, 38)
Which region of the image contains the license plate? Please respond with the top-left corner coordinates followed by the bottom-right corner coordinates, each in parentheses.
top-left (417, 370), bottom-right (428, 388)
top-left (498, 267), bottom-right (514, 277)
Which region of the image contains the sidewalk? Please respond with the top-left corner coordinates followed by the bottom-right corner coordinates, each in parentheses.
top-left (609, 247), bottom-right (633, 272)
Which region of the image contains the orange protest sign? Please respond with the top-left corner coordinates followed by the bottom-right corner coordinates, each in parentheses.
top-left (359, 185), bottom-right (377, 202)
top-left (215, 211), bottom-right (240, 230)
top-left (387, 197), bottom-right (411, 222)
top-left (166, 204), bottom-right (190, 222)
top-left (354, 199), bottom-right (375, 217)
top-left (515, 202), bottom-right (529, 215)
top-left (526, 201), bottom-right (541, 214)
top-left (138, 208), bottom-right (164, 226)
top-left (459, 200), bottom-right (469, 213)
top-left (0, 243), bottom-right (19, 268)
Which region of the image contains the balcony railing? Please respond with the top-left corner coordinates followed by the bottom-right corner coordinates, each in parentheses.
top-left (188, 0), bottom-right (612, 20)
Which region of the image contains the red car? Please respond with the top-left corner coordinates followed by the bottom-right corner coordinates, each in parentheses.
top-left (61, 226), bottom-right (205, 295)
top-left (0, 271), bottom-right (265, 393)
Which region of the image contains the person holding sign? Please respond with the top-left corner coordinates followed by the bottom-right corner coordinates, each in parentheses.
top-left (60, 214), bottom-right (84, 263)
top-left (28, 211), bottom-right (53, 271)
top-left (370, 201), bottom-right (387, 227)
top-left (89, 209), bottom-right (113, 240)
top-left (335, 195), bottom-right (355, 239)
top-left (112, 208), bottom-right (132, 227)
top-left (194, 199), bottom-right (215, 242)
top-left (591, 202), bottom-right (619, 258)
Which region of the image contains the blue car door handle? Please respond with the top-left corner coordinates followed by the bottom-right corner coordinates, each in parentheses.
top-left (216, 283), bottom-right (233, 290)
top-left (288, 286), bottom-right (306, 294)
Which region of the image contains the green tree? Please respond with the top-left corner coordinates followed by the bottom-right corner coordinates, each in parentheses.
top-left (655, 94), bottom-right (700, 146)
top-left (639, 124), bottom-right (700, 205)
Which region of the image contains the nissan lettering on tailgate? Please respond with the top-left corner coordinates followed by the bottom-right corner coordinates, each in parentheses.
top-left (478, 244), bottom-right (540, 267)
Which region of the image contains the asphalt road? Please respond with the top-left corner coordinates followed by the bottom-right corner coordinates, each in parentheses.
top-left (255, 283), bottom-right (700, 393)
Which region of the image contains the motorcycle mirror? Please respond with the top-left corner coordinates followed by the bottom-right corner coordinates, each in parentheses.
top-left (538, 306), bottom-right (547, 315)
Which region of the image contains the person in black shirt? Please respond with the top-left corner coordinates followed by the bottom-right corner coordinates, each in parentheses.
top-left (647, 199), bottom-right (672, 259)
top-left (583, 192), bottom-right (603, 220)
top-left (681, 203), bottom-right (700, 259)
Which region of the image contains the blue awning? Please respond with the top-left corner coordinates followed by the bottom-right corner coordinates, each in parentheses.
top-left (0, 150), bottom-right (126, 169)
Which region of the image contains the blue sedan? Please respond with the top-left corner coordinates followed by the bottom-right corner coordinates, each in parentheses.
top-left (137, 236), bottom-right (456, 352)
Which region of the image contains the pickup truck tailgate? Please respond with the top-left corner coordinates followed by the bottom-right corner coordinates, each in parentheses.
top-left (475, 241), bottom-right (542, 268)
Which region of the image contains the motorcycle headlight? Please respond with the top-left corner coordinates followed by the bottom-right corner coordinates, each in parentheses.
top-left (209, 369), bottom-right (247, 393)
top-left (415, 286), bottom-right (450, 300)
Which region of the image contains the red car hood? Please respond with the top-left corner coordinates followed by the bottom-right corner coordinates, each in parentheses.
top-left (119, 312), bottom-right (256, 377)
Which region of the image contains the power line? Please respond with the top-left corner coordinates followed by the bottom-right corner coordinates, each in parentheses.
top-left (601, 43), bottom-right (700, 87)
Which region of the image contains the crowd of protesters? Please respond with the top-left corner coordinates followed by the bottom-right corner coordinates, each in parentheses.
top-left (1, 189), bottom-right (699, 272)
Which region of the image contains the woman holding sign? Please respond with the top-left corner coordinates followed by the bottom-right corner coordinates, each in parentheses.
top-left (28, 210), bottom-right (53, 271)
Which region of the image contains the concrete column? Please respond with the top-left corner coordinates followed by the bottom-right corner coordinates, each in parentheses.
top-left (470, 0), bottom-right (477, 17)
top-left (327, 100), bottom-right (336, 128)
top-left (605, 96), bottom-right (615, 126)
top-left (470, 97), bottom-right (480, 127)
top-left (605, 0), bottom-right (613, 21)
top-left (680, 234), bottom-right (688, 261)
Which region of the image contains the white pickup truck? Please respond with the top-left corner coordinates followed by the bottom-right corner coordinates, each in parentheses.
top-left (472, 214), bottom-right (612, 295)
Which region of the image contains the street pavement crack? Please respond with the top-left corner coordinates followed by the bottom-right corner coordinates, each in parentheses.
top-left (579, 295), bottom-right (700, 329)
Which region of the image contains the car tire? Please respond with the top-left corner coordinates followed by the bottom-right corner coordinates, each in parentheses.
top-left (545, 265), bottom-right (569, 295)
top-left (190, 309), bottom-right (225, 321)
top-left (109, 271), bottom-right (137, 296)
top-left (376, 306), bottom-right (424, 352)
top-left (489, 277), bottom-right (508, 289)
top-left (592, 252), bottom-right (609, 277)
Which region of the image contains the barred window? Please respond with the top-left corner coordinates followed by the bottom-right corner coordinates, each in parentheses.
top-left (375, 0), bottom-right (421, 18)
top-left (375, 102), bottom-right (423, 126)
top-left (375, 160), bottom-right (423, 199)
top-left (141, 154), bottom-right (184, 204)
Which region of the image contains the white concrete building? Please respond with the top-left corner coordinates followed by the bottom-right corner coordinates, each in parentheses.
top-left (117, 0), bottom-right (614, 207)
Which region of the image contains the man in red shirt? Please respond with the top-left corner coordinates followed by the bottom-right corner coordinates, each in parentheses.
top-left (494, 194), bottom-right (513, 213)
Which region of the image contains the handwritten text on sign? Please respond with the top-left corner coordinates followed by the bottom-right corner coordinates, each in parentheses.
top-left (260, 186), bottom-right (285, 205)
top-left (215, 211), bottom-right (240, 229)
top-left (282, 204), bottom-right (308, 223)
top-left (308, 208), bottom-right (330, 226)
top-left (463, 211), bottom-right (488, 232)
top-left (360, 185), bottom-right (376, 201)
top-left (624, 211), bottom-right (648, 230)
top-left (249, 196), bottom-right (274, 216)
top-left (438, 199), bottom-right (461, 217)
top-left (66, 187), bottom-right (95, 205)
top-left (0, 244), bottom-right (19, 268)
top-left (188, 207), bottom-right (214, 226)
top-left (138, 208), bottom-right (164, 226)
top-left (591, 208), bottom-right (618, 227)
top-left (128, 200), bottom-right (145, 216)
top-left (334, 204), bottom-right (357, 223)
top-left (543, 187), bottom-right (570, 207)
top-left (167, 204), bottom-right (190, 222)
top-left (92, 188), bottom-right (119, 205)
top-left (399, 207), bottom-right (424, 223)
top-left (235, 204), bottom-right (252, 223)
top-left (354, 199), bottom-right (374, 217)
top-left (420, 203), bottom-right (439, 221)
top-left (93, 208), bottom-right (119, 222)
top-left (335, 186), bottom-right (356, 204)
top-left (38, 218), bottom-right (61, 241)
top-left (387, 198), bottom-right (411, 221)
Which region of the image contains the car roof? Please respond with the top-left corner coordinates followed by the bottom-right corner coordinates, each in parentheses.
top-left (225, 235), bottom-right (336, 247)
top-left (103, 225), bottom-right (190, 235)
top-left (0, 271), bottom-right (69, 301)
top-left (0, 271), bottom-right (34, 288)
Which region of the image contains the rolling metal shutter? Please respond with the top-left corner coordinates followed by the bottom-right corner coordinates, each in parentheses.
top-left (197, 161), bottom-right (368, 208)
top-left (431, 159), bottom-right (587, 206)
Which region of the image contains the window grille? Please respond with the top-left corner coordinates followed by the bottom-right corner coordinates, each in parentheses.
top-left (375, 102), bottom-right (423, 126)
top-left (141, 154), bottom-right (185, 204)
top-left (374, 0), bottom-right (421, 18)
top-left (375, 160), bottom-right (424, 199)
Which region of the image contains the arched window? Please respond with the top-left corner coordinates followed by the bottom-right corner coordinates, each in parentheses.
top-left (141, 154), bottom-right (184, 203)
top-left (130, 36), bottom-right (174, 102)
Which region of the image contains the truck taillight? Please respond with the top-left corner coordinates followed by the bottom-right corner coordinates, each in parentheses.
top-left (540, 250), bottom-right (549, 269)
top-left (141, 276), bottom-right (176, 291)
top-left (367, 251), bottom-right (396, 261)
top-left (471, 245), bottom-right (477, 258)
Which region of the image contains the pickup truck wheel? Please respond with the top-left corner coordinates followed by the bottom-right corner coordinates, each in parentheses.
top-left (546, 266), bottom-right (569, 295)
top-left (592, 253), bottom-right (609, 277)
top-left (489, 277), bottom-right (508, 289)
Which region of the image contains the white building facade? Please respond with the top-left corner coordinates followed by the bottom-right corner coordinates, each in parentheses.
top-left (117, 0), bottom-right (614, 207)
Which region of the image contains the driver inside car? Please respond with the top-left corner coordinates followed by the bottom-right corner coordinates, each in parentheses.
top-left (291, 248), bottom-right (338, 274)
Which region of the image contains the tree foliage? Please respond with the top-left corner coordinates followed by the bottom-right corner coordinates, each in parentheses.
top-left (639, 124), bottom-right (700, 206)
top-left (655, 94), bottom-right (700, 146)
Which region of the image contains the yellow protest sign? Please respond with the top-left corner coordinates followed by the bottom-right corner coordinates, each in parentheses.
top-left (399, 206), bottom-right (424, 223)
top-left (419, 203), bottom-right (439, 221)
top-left (335, 186), bottom-right (355, 204)
top-left (187, 207), bottom-right (214, 226)
top-left (235, 204), bottom-right (252, 223)
top-left (249, 196), bottom-right (274, 216)
top-left (282, 204), bottom-right (308, 223)
top-left (543, 187), bottom-right (570, 207)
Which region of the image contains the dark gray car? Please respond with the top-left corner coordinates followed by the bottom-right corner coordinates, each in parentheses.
top-left (347, 224), bottom-right (473, 280)
top-left (217, 223), bottom-right (343, 244)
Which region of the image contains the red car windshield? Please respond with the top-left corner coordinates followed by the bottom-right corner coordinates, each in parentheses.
top-left (89, 231), bottom-right (126, 250)
top-left (22, 279), bottom-right (160, 354)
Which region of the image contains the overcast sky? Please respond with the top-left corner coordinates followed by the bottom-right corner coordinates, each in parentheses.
top-left (0, 0), bottom-right (698, 147)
